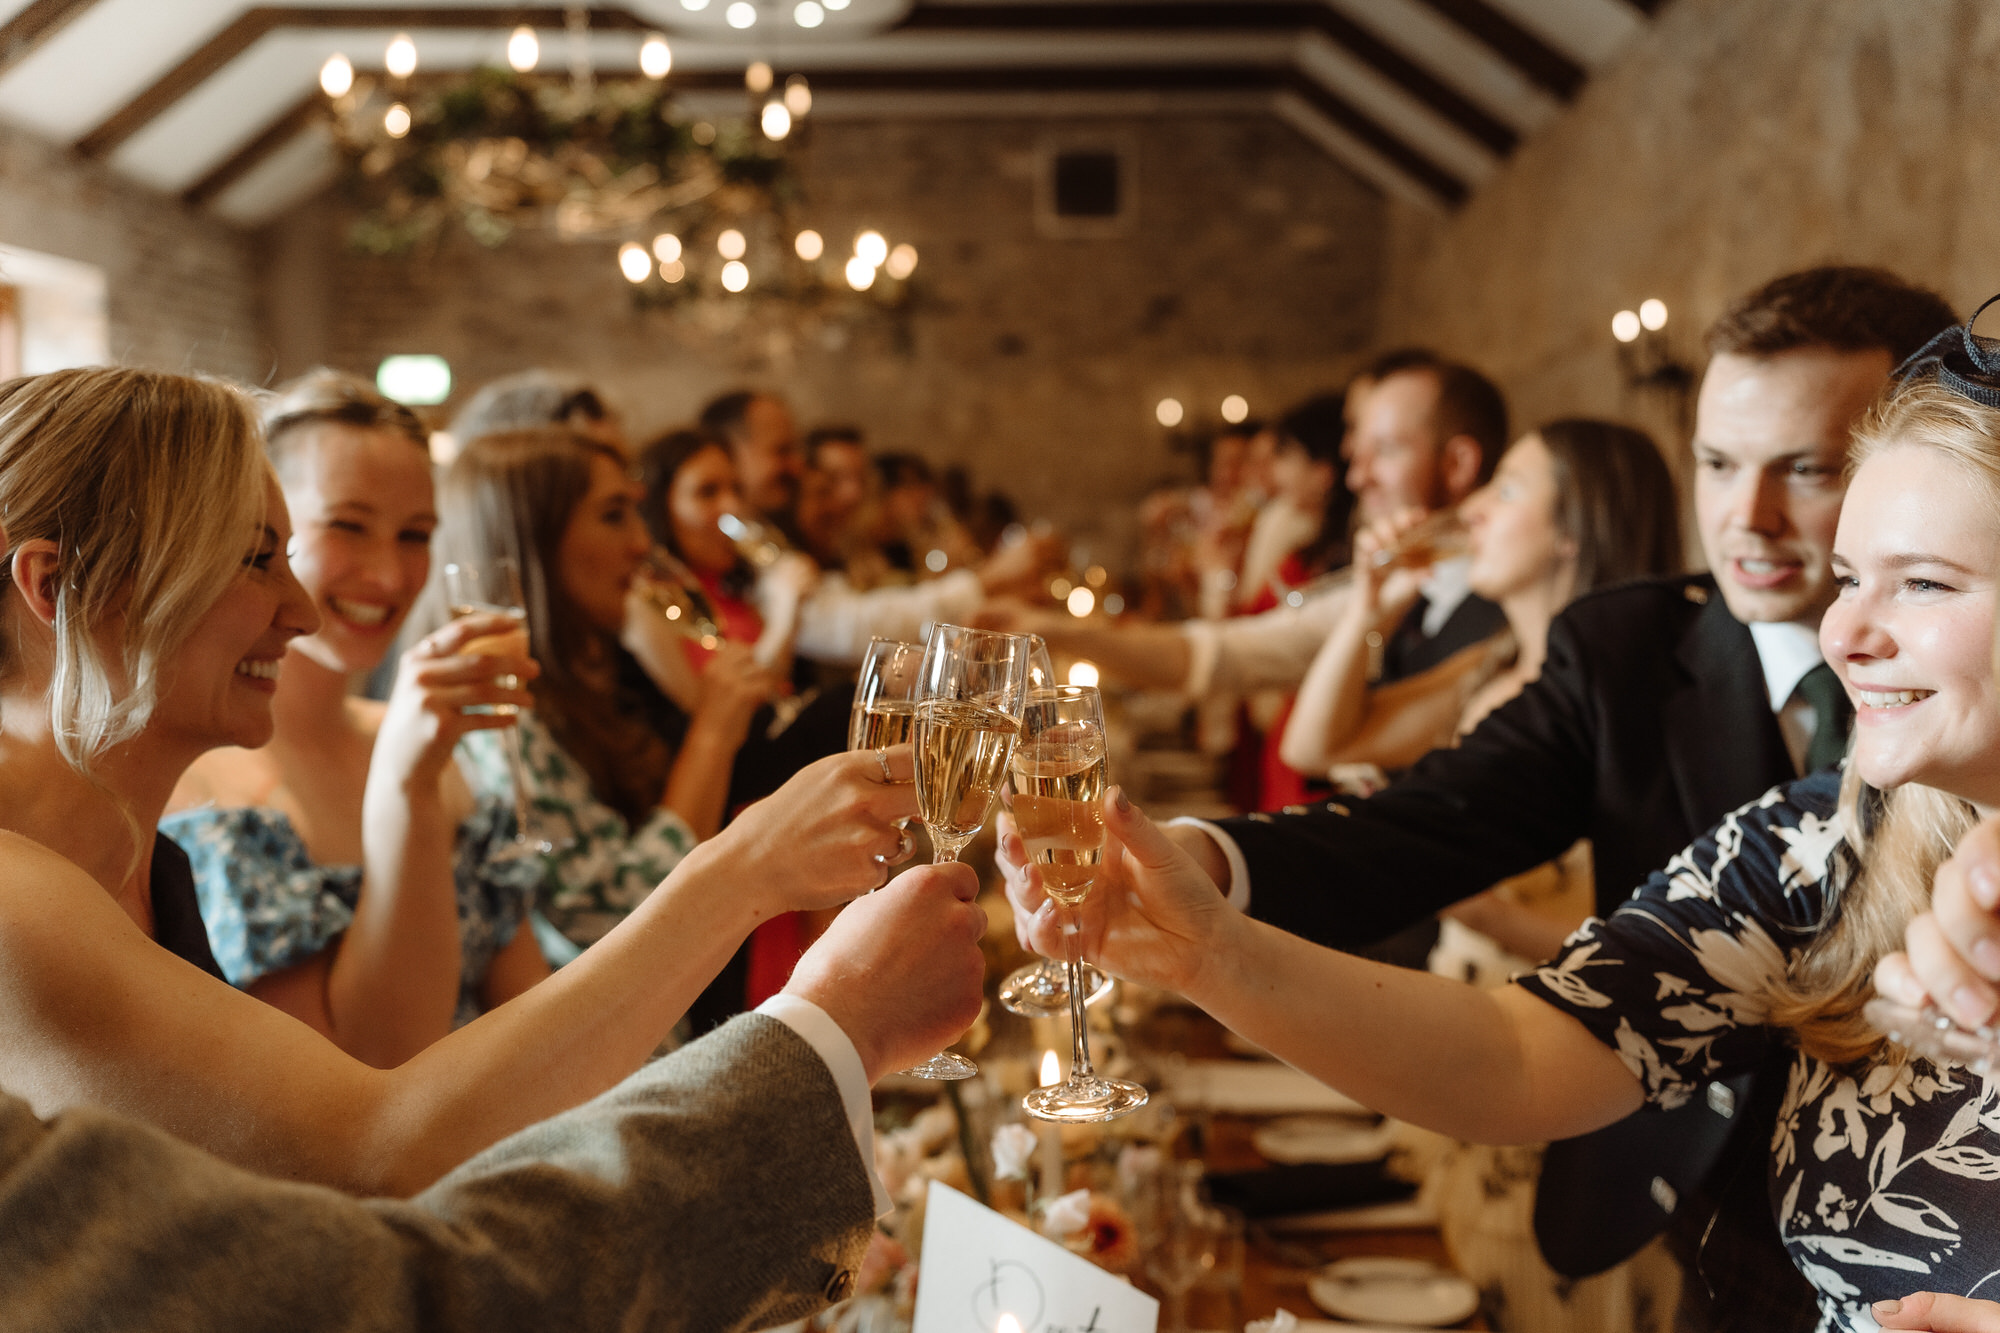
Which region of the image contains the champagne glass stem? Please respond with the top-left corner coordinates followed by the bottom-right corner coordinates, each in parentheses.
top-left (1063, 904), bottom-right (1095, 1081)
top-left (503, 722), bottom-right (540, 850)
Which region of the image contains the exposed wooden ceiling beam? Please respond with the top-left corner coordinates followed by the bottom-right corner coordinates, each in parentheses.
top-left (192, 60), bottom-right (1468, 218)
top-left (899, 4), bottom-right (1514, 154)
top-left (0, 0), bottom-right (101, 79)
top-left (80, 2), bottom-right (1515, 167)
top-left (1404, 0), bottom-right (1584, 101)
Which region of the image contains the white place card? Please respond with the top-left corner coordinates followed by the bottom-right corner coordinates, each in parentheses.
top-left (913, 1179), bottom-right (1159, 1333)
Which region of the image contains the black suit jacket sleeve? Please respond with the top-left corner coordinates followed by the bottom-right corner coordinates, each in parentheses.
top-left (1221, 609), bottom-right (1604, 950)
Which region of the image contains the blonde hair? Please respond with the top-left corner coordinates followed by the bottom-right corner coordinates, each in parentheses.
top-left (0, 368), bottom-right (267, 777)
top-left (1767, 375), bottom-right (2000, 1065)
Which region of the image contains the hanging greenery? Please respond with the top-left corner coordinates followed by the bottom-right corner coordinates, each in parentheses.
top-left (334, 67), bottom-right (798, 258)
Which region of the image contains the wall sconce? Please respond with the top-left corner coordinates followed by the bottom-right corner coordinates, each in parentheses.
top-left (1612, 298), bottom-right (1696, 435)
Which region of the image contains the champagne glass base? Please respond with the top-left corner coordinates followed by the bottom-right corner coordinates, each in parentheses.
top-left (900, 1051), bottom-right (979, 1080)
top-left (1023, 1075), bottom-right (1149, 1124)
top-left (997, 960), bottom-right (1113, 1018)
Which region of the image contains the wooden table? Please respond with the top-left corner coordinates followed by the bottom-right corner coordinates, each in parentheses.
top-left (1131, 1007), bottom-right (1489, 1331)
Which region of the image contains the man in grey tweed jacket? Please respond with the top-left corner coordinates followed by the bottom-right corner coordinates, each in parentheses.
top-left (0, 861), bottom-right (988, 1333)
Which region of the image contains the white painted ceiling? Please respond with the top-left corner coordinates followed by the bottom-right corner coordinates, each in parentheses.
top-left (0, 0), bottom-right (1655, 227)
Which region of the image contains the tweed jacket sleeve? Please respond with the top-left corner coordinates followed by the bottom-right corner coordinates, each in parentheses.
top-left (0, 1013), bottom-right (873, 1333)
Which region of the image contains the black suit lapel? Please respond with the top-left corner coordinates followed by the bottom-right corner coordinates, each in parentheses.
top-left (1662, 589), bottom-right (1795, 836)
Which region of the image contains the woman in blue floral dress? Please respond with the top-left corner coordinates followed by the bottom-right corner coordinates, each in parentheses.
top-left (1003, 330), bottom-right (2000, 1330)
top-left (167, 370), bottom-right (551, 1062)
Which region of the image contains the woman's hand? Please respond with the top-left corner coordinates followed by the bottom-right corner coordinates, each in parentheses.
top-left (699, 747), bottom-right (923, 914)
top-left (1874, 1293), bottom-right (2000, 1331)
top-left (373, 614), bottom-right (538, 793)
top-left (690, 641), bottom-right (780, 745)
top-left (1001, 787), bottom-right (1241, 1001)
top-left (1873, 814), bottom-right (2000, 1032)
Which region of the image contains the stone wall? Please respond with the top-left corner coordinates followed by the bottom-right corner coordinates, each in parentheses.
top-left (275, 111), bottom-right (1385, 554)
top-left (0, 122), bottom-right (266, 381)
top-left (1376, 0), bottom-right (2000, 460)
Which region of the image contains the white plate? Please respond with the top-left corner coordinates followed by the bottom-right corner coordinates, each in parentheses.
top-left (1252, 1116), bottom-right (1396, 1165)
top-left (1307, 1257), bottom-right (1479, 1328)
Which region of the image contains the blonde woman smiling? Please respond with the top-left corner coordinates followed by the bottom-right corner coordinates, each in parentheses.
top-left (0, 366), bottom-right (924, 1195)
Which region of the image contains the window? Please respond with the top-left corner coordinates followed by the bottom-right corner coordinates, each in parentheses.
top-left (0, 245), bottom-right (109, 373)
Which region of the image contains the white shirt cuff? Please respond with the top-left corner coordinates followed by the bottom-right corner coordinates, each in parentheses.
top-left (756, 993), bottom-right (893, 1217)
top-left (1166, 816), bottom-right (1251, 913)
top-left (1180, 621), bottom-right (1221, 698)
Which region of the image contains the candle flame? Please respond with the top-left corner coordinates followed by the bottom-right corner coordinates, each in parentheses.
top-left (998, 1315), bottom-right (1024, 1333)
top-left (1040, 1049), bottom-right (1061, 1087)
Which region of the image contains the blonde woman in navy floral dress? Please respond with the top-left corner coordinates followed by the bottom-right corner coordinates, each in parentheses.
top-left (1003, 338), bottom-right (2000, 1331)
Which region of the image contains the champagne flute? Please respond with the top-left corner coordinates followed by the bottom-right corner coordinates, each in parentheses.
top-left (902, 623), bottom-right (1032, 1080)
top-left (1020, 685), bottom-right (1148, 1123)
top-left (849, 637), bottom-right (922, 869)
top-left (442, 558), bottom-right (548, 855)
top-left (633, 547), bottom-right (722, 648)
top-left (1367, 508), bottom-right (1469, 571)
top-left (999, 637), bottom-right (1113, 1018)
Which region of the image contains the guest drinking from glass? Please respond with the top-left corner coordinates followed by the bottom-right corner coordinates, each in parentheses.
top-left (166, 370), bottom-right (548, 1064)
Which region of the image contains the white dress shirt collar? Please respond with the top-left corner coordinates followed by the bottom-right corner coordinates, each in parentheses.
top-left (1418, 556), bottom-right (1475, 639)
top-left (1746, 620), bottom-right (1826, 712)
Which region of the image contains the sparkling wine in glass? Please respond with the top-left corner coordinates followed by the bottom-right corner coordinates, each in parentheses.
top-left (1369, 508), bottom-right (1469, 571)
top-left (999, 638), bottom-right (1112, 1018)
top-left (633, 548), bottom-right (722, 648)
top-left (1019, 685), bottom-right (1148, 1123)
top-left (900, 623), bottom-right (1031, 1080)
top-left (850, 637), bottom-right (922, 869)
top-left (443, 557), bottom-right (547, 855)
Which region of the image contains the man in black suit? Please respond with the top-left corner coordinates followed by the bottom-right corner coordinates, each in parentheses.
top-left (1001, 267), bottom-right (1956, 1332)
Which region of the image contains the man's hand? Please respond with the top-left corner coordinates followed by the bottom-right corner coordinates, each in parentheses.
top-left (786, 863), bottom-right (987, 1083)
top-left (1874, 1293), bottom-right (2000, 1332)
top-left (1873, 814), bottom-right (2000, 1031)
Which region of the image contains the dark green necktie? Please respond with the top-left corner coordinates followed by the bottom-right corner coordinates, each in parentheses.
top-left (1794, 662), bottom-right (1853, 773)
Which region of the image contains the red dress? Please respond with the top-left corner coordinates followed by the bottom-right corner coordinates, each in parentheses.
top-left (686, 569), bottom-right (804, 1007)
top-left (1229, 551), bottom-right (1318, 813)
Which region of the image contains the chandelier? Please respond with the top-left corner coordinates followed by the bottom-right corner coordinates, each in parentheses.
top-left (319, 6), bottom-right (919, 307)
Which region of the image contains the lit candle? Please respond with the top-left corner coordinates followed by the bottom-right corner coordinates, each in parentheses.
top-left (1038, 1049), bottom-right (1063, 1199)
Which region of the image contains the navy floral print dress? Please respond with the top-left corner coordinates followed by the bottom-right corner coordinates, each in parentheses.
top-left (1517, 770), bottom-right (2000, 1332)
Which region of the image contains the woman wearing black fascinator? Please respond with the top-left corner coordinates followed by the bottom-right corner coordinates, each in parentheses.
top-left (1008, 294), bottom-right (2000, 1331)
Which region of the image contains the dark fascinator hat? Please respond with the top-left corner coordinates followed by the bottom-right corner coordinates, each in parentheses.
top-left (1894, 292), bottom-right (2000, 404)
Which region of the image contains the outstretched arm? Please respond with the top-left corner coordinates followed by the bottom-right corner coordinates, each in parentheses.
top-left (1008, 791), bottom-right (1642, 1144)
top-left (0, 750), bottom-right (925, 1198)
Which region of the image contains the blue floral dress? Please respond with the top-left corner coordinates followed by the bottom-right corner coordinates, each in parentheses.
top-left (162, 797), bottom-right (542, 1028)
top-left (1518, 769), bottom-right (2000, 1332)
